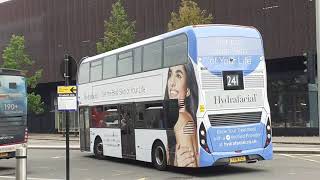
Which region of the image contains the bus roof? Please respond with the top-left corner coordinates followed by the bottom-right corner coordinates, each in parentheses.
top-left (82, 24), bottom-right (261, 64)
top-left (0, 68), bottom-right (24, 76)
top-left (192, 24), bottom-right (261, 38)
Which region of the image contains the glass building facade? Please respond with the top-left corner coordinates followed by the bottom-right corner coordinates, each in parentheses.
top-left (267, 55), bottom-right (319, 136)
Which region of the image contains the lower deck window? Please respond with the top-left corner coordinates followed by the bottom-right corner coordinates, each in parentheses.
top-left (135, 102), bottom-right (165, 129)
top-left (91, 106), bottom-right (119, 128)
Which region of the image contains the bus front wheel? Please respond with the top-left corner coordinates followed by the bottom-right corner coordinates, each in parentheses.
top-left (94, 137), bottom-right (103, 159)
top-left (152, 141), bottom-right (167, 171)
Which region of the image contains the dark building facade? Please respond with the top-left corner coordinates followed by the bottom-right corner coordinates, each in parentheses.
top-left (0, 0), bottom-right (318, 135)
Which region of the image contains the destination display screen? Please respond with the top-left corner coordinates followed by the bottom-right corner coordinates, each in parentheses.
top-left (223, 71), bottom-right (244, 90)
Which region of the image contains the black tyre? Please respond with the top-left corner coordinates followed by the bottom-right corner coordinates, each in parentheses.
top-left (152, 141), bottom-right (167, 171)
top-left (93, 137), bottom-right (104, 159)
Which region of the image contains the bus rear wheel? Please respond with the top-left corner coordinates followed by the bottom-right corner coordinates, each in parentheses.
top-left (152, 141), bottom-right (167, 171)
top-left (94, 137), bottom-right (103, 159)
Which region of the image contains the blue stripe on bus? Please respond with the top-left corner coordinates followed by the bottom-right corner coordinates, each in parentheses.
top-left (186, 29), bottom-right (197, 63)
top-left (199, 147), bottom-right (215, 167)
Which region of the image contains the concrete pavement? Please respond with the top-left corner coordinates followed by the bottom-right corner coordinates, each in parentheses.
top-left (272, 136), bottom-right (320, 154)
top-left (273, 136), bottom-right (320, 145)
top-left (27, 133), bottom-right (320, 154)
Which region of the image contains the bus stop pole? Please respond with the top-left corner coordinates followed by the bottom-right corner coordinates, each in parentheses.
top-left (16, 147), bottom-right (27, 180)
top-left (64, 54), bottom-right (70, 180)
top-left (316, 0), bottom-right (320, 137)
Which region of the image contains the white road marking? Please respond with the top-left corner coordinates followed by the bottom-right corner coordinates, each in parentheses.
top-left (78, 168), bottom-right (89, 171)
top-left (36, 166), bottom-right (50, 169)
top-left (0, 176), bottom-right (63, 180)
top-left (51, 156), bottom-right (63, 159)
top-left (301, 154), bottom-right (320, 158)
top-left (111, 170), bottom-right (133, 176)
top-left (280, 154), bottom-right (320, 164)
top-left (285, 154), bottom-right (320, 157)
top-left (137, 178), bottom-right (147, 180)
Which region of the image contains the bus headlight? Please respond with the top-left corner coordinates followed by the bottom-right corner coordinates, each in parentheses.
top-left (267, 125), bottom-right (271, 131)
top-left (264, 118), bottom-right (272, 148)
top-left (201, 139), bottom-right (206, 145)
top-left (199, 122), bottom-right (211, 153)
top-left (200, 130), bottom-right (205, 136)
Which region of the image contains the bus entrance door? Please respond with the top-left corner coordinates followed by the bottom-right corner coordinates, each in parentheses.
top-left (120, 104), bottom-right (136, 159)
top-left (79, 107), bottom-right (90, 151)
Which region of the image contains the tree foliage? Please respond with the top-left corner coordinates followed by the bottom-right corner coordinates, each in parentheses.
top-left (27, 92), bottom-right (45, 114)
top-left (1, 34), bottom-right (44, 114)
top-left (168, 0), bottom-right (213, 31)
top-left (96, 0), bottom-right (136, 54)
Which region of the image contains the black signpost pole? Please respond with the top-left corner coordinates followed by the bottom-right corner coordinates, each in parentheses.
top-left (64, 54), bottom-right (70, 180)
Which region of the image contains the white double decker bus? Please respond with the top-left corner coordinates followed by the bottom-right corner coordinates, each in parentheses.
top-left (78, 24), bottom-right (272, 170)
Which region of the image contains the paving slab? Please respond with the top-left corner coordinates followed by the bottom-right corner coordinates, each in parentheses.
top-left (273, 136), bottom-right (320, 145)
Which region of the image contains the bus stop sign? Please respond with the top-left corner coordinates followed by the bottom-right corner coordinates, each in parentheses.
top-left (57, 86), bottom-right (77, 111)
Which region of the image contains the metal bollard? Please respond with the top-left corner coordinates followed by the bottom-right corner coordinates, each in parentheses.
top-left (16, 147), bottom-right (27, 180)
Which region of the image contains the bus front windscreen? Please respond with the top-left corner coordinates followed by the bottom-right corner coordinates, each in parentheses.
top-left (198, 36), bottom-right (264, 74)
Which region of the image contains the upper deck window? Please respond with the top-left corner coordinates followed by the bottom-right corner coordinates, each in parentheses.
top-left (198, 37), bottom-right (263, 56)
top-left (78, 63), bottom-right (90, 84)
top-left (118, 51), bottom-right (133, 76)
top-left (143, 41), bottom-right (163, 71)
top-left (103, 55), bottom-right (117, 79)
top-left (90, 60), bottom-right (102, 81)
top-left (164, 34), bottom-right (188, 67)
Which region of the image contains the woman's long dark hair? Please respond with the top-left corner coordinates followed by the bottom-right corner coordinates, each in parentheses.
top-left (164, 59), bottom-right (199, 122)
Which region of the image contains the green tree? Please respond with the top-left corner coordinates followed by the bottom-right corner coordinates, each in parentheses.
top-left (1, 34), bottom-right (44, 114)
top-left (168, 0), bottom-right (213, 31)
top-left (96, 0), bottom-right (136, 54)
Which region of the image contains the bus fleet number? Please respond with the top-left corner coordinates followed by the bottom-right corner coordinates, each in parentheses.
top-left (3, 103), bottom-right (18, 111)
top-left (226, 75), bottom-right (239, 87)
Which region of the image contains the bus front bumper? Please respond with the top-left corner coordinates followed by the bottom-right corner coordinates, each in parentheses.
top-left (0, 143), bottom-right (26, 159)
top-left (199, 143), bottom-right (273, 167)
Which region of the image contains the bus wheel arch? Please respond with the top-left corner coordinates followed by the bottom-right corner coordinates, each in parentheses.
top-left (93, 136), bottom-right (104, 159)
top-left (151, 140), bottom-right (167, 171)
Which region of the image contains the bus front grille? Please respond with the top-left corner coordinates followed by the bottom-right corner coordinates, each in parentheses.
top-left (244, 75), bottom-right (264, 88)
top-left (201, 72), bottom-right (223, 89)
top-left (209, 112), bottom-right (261, 126)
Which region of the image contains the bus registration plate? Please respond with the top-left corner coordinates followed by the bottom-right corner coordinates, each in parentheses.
top-left (229, 156), bottom-right (246, 163)
top-left (0, 152), bottom-right (8, 158)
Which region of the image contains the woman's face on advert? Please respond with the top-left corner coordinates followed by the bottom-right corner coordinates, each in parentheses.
top-left (167, 65), bottom-right (188, 99)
